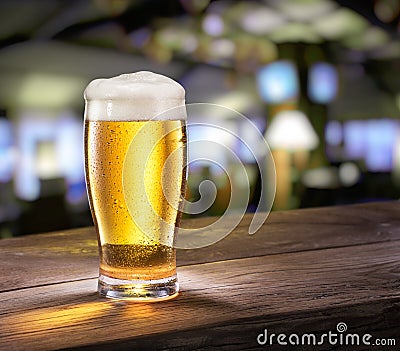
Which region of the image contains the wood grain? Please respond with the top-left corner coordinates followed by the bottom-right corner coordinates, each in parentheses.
top-left (1, 201), bottom-right (399, 292)
top-left (1, 240), bottom-right (399, 350)
top-left (59, 300), bottom-right (400, 351)
top-left (0, 201), bottom-right (399, 350)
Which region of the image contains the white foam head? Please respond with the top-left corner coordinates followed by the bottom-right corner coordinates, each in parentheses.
top-left (84, 71), bottom-right (186, 121)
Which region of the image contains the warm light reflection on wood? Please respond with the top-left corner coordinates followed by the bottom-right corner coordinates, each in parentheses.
top-left (12, 301), bottom-right (112, 332)
top-left (8, 299), bottom-right (158, 335)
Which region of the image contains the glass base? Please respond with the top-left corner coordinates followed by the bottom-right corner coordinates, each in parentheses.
top-left (98, 274), bottom-right (179, 301)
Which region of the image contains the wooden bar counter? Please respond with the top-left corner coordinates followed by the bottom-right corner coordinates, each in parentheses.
top-left (0, 201), bottom-right (399, 350)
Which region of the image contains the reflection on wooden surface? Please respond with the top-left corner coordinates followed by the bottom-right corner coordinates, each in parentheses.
top-left (0, 201), bottom-right (399, 350)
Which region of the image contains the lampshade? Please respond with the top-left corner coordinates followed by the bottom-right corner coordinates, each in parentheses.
top-left (265, 110), bottom-right (319, 151)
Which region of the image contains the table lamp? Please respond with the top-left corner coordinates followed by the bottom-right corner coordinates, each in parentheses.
top-left (265, 110), bottom-right (319, 209)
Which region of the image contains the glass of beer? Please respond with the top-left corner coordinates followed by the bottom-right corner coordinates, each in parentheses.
top-left (84, 71), bottom-right (187, 300)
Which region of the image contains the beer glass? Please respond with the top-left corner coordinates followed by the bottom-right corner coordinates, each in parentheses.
top-left (84, 72), bottom-right (187, 300)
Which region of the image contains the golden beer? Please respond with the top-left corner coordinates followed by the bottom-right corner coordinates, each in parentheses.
top-left (84, 72), bottom-right (186, 300)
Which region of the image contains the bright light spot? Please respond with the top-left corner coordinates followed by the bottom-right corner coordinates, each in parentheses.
top-left (18, 73), bottom-right (84, 109)
top-left (273, 0), bottom-right (337, 21)
top-left (213, 91), bottom-right (256, 113)
top-left (0, 149), bottom-right (16, 183)
top-left (302, 167), bottom-right (339, 189)
top-left (15, 113), bottom-right (55, 200)
top-left (266, 110), bottom-right (319, 151)
top-left (55, 112), bottom-right (86, 204)
top-left (374, 0), bottom-right (400, 23)
top-left (56, 113), bottom-right (84, 183)
top-left (15, 155), bottom-right (40, 201)
top-left (241, 7), bottom-right (286, 34)
top-left (257, 61), bottom-right (299, 103)
top-left (0, 118), bottom-right (15, 183)
top-left (0, 118), bottom-right (13, 147)
top-left (188, 121), bottom-right (237, 174)
top-left (343, 120), bottom-right (367, 160)
top-left (14, 111), bottom-right (86, 202)
top-left (209, 39), bottom-right (235, 59)
top-left (202, 14), bottom-right (224, 36)
top-left (365, 119), bottom-right (397, 172)
top-left (268, 22), bottom-right (321, 43)
top-left (339, 162), bottom-right (360, 187)
top-left (344, 119), bottom-right (399, 172)
top-left (35, 140), bottom-right (59, 179)
top-left (308, 62), bottom-right (338, 103)
top-left (182, 35), bottom-right (198, 53)
top-left (312, 8), bottom-right (368, 40)
top-left (156, 26), bottom-right (198, 52)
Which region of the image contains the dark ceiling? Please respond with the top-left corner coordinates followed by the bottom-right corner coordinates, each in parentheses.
top-left (0, 0), bottom-right (399, 50)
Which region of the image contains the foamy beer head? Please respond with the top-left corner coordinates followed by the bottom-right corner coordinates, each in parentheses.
top-left (84, 71), bottom-right (186, 121)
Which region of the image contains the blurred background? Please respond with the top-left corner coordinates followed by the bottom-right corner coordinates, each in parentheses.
top-left (0, 0), bottom-right (400, 237)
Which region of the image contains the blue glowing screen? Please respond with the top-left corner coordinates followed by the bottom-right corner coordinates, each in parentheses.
top-left (308, 62), bottom-right (338, 104)
top-left (343, 119), bottom-right (398, 172)
top-left (256, 61), bottom-right (299, 103)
